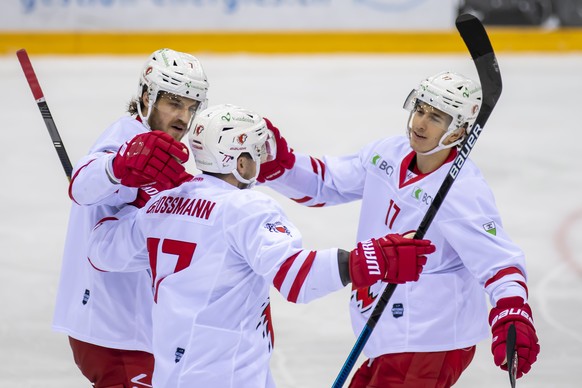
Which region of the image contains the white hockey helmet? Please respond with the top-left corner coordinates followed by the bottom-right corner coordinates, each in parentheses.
top-left (403, 71), bottom-right (482, 155)
top-left (137, 48), bottom-right (209, 128)
top-left (188, 104), bottom-right (276, 186)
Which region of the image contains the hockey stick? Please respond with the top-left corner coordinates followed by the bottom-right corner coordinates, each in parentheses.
top-left (507, 323), bottom-right (518, 387)
top-left (17, 49), bottom-right (73, 181)
top-left (331, 13), bottom-right (503, 387)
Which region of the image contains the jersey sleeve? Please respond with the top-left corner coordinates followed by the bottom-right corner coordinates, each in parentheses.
top-left (87, 205), bottom-right (149, 272)
top-left (436, 177), bottom-right (528, 305)
top-left (68, 118), bottom-right (140, 206)
top-left (224, 191), bottom-right (345, 304)
top-left (263, 141), bottom-right (379, 207)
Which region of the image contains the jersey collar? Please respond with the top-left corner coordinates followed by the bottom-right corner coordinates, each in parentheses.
top-left (398, 148), bottom-right (458, 189)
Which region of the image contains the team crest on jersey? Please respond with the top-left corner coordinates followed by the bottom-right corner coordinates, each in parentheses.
top-left (391, 303), bottom-right (404, 318)
top-left (265, 222), bottom-right (292, 236)
top-left (483, 221), bottom-right (497, 236)
top-left (351, 283), bottom-right (381, 313)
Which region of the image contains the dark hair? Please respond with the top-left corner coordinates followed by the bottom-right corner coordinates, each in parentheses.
top-left (127, 85), bottom-right (148, 115)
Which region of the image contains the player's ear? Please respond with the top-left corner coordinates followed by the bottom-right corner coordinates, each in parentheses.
top-left (236, 153), bottom-right (250, 174)
top-left (237, 155), bottom-right (246, 170)
top-left (446, 124), bottom-right (466, 145)
top-left (142, 91), bottom-right (151, 115)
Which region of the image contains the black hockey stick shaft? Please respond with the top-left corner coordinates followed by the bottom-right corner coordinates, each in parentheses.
top-left (507, 323), bottom-right (518, 387)
top-left (17, 49), bottom-right (73, 181)
top-left (332, 14), bottom-right (502, 387)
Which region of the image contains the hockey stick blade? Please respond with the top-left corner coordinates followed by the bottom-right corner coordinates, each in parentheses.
top-left (507, 323), bottom-right (518, 388)
top-left (332, 14), bottom-right (502, 388)
top-left (17, 49), bottom-right (73, 181)
top-left (455, 13), bottom-right (502, 112)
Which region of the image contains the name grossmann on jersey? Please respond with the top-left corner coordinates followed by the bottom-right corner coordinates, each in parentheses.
top-left (146, 195), bottom-right (216, 220)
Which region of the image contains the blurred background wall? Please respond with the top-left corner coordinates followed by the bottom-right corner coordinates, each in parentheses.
top-left (1, 0), bottom-right (581, 54)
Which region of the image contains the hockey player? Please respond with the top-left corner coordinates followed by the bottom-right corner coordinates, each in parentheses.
top-left (86, 104), bottom-right (435, 388)
top-left (52, 48), bottom-right (208, 388)
top-left (257, 72), bottom-right (540, 387)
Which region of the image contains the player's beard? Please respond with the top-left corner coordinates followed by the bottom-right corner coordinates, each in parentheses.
top-left (148, 107), bottom-right (188, 141)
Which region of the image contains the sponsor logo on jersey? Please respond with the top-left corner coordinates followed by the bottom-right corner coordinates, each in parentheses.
top-left (411, 186), bottom-right (432, 206)
top-left (265, 221), bottom-right (292, 236)
top-left (412, 186), bottom-right (423, 200)
top-left (392, 303), bottom-right (404, 318)
top-left (483, 221), bottom-right (497, 236)
top-left (175, 347), bottom-right (185, 363)
top-left (370, 152), bottom-right (394, 177)
top-left (82, 289), bottom-right (90, 305)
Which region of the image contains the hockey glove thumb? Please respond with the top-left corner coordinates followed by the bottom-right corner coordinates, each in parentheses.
top-left (257, 117), bottom-right (296, 183)
top-left (130, 171), bottom-right (194, 209)
top-left (489, 296), bottom-right (540, 379)
top-left (349, 233), bottom-right (435, 289)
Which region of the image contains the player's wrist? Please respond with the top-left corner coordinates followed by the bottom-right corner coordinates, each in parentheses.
top-left (337, 249), bottom-right (351, 286)
top-left (105, 154), bottom-right (121, 185)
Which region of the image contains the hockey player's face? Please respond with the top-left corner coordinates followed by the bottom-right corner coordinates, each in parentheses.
top-left (409, 102), bottom-right (452, 153)
top-left (148, 92), bottom-right (200, 141)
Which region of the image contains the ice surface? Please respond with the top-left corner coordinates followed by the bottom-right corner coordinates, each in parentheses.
top-left (1, 53), bottom-right (581, 387)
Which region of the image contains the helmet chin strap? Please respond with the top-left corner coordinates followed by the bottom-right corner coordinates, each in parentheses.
top-left (416, 133), bottom-right (463, 156)
top-left (137, 95), bottom-right (153, 130)
top-left (407, 113), bottom-right (464, 156)
top-left (137, 105), bottom-right (151, 130)
top-left (232, 159), bottom-right (261, 189)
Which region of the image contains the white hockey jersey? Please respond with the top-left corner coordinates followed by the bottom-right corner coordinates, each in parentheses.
top-left (87, 174), bottom-right (344, 388)
top-left (266, 135), bottom-right (529, 358)
top-left (52, 116), bottom-right (154, 352)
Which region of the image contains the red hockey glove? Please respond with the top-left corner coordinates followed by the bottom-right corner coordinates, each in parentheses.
top-left (111, 131), bottom-right (189, 187)
top-left (131, 185), bottom-right (160, 209)
top-left (349, 234), bottom-right (435, 289)
top-left (130, 171), bottom-right (194, 208)
top-left (489, 296), bottom-right (540, 379)
top-left (257, 118), bottom-right (296, 183)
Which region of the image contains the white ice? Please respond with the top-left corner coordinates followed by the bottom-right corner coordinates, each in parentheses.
top-left (1, 53), bottom-right (581, 387)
